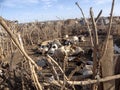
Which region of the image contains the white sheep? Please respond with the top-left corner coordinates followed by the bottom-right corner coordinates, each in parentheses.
top-left (79, 65), bottom-right (93, 76)
top-left (72, 36), bottom-right (79, 44)
top-left (79, 35), bottom-right (86, 42)
top-left (81, 36), bottom-right (86, 42)
top-left (52, 46), bottom-right (71, 61)
top-left (70, 45), bottom-right (84, 55)
top-left (38, 41), bottom-right (51, 54)
top-left (48, 43), bottom-right (58, 55)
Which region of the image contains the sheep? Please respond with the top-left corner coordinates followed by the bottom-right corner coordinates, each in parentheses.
top-left (52, 45), bottom-right (72, 61)
top-left (70, 45), bottom-right (84, 56)
top-left (81, 36), bottom-right (86, 42)
top-left (72, 36), bottom-right (79, 42)
top-left (82, 65), bottom-right (93, 76)
top-left (79, 65), bottom-right (93, 76)
top-left (84, 48), bottom-right (93, 61)
top-left (0, 70), bottom-right (3, 76)
top-left (78, 35), bottom-right (86, 42)
top-left (47, 39), bottom-right (62, 55)
top-left (71, 36), bottom-right (79, 44)
top-left (48, 43), bottom-right (58, 55)
top-left (38, 41), bottom-right (51, 54)
top-left (61, 38), bottom-right (73, 46)
top-left (114, 44), bottom-right (120, 53)
top-left (38, 39), bottom-right (62, 55)
top-left (38, 45), bottom-right (49, 54)
top-left (52, 39), bottom-right (62, 47)
top-left (36, 57), bottom-right (48, 68)
top-left (64, 34), bottom-right (69, 38)
top-left (71, 35), bottom-right (86, 44)
top-left (51, 46), bottom-right (65, 65)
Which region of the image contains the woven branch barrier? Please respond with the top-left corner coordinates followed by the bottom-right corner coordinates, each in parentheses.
top-left (0, 16), bottom-right (43, 90)
top-left (0, 17), bottom-right (40, 70)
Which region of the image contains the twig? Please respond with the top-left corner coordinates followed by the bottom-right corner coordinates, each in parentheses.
top-left (90, 7), bottom-right (100, 90)
top-left (61, 53), bottom-right (67, 90)
top-left (50, 74), bottom-right (120, 86)
top-left (29, 61), bottom-right (43, 90)
top-left (90, 7), bottom-right (99, 76)
top-left (101, 0), bottom-right (115, 58)
top-left (75, 2), bottom-right (94, 47)
top-left (18, 32), bottom-right (43, 90)
top-left (68, 64), bottom-right (84, 80)
top-left (95, 10), bottom-right (102, 23)
top-left (47, 54), bottom-right (68, 81)
top-left (47, 57), bottom-right (59, 80)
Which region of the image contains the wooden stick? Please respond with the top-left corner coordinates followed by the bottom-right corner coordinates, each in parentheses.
top-left (61, 53), bottom-right (67, 90)
top-left (47, 57), bottom-right (59, 80)
top-left (29, 61), bottom-right (43, 90)
top-left (90, 7), bottom-right (99, 75)
top-left (90, 8), bottom-right (99, 45)
top-left (47, 54), bottom-right (68, 80)
top-left (75, 2), bottom-right (94, 47)
top-left (50, 74), bottom-right (120, 86)
top-left (17, 32), bottom-right (43, 90)
top-left (68, 64), bottom-right (84, 80)
top-left (101, 0), bottom-right (115, 57)
top-left (90, 7), bottom-right (99, 90)
top-left (95, 10), bottom-right (102, 23)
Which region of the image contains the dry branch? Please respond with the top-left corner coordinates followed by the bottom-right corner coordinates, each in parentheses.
top-left (90, 7), bottom-right (99, 90)
top-left (29, 61), bottom-right (43, 90)
top-left (47, 57), bottom-right (59, 80)
top-left (101, 0), bottom-right (115, 57)
top-left (50, 74), bottom-right (120, 86)
top-left (47, 54), bottom-right (68, 80)
top-left (90, 7), bottom-right (99, 76)
top-left (95, 10), bottom-right (102, 23)
top-left (61, 53), bottom-right (67, 90)
top-left (68, 64), bottom-right (84, 80)
top-left (75, 2), bottom-right (94, 47)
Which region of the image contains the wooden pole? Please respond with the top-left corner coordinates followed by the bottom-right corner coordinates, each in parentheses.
top-left (100, 36), bottom-right (115, 90)
top-left (115, 56), bottom-right (120, 90)
top-left (100, 0), bottom-right (115, 89)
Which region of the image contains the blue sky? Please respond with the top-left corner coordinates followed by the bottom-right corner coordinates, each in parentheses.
top-left (0, 0), bottom-right (120, 23)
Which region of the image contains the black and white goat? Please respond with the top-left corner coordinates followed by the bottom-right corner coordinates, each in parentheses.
top-left (38, 41), bottom-right (51, 54)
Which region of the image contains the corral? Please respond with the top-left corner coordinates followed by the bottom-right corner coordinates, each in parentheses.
top-left (0, 0), bottom-right (120, 90)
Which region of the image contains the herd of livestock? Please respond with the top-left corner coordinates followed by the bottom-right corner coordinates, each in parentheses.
top-left (36, 35), bottom-right (96, 79)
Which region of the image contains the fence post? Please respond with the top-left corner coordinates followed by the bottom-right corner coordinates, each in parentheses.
top-left (101, 35), bottom-right (115, 90)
